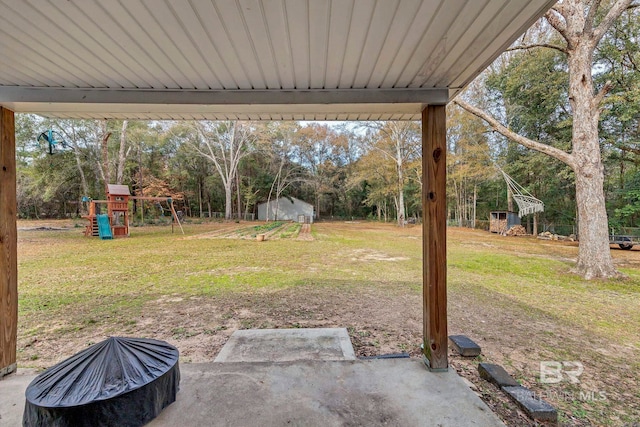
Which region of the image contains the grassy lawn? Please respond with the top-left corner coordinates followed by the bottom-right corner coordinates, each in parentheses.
top-left (15, 220), bottom-right (640, 426)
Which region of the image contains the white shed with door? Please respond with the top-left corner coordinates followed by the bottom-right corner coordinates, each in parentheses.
top-left (257, 197), bottom-right (314, 223)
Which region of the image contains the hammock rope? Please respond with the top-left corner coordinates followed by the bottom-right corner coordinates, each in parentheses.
top-left (501, 170), bottom-right (544, 218)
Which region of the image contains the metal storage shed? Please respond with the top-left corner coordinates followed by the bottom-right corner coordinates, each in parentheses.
top-left (258, 197), bottom-right (314, 223)
top-left (490, 211), bottom-right (522, 234)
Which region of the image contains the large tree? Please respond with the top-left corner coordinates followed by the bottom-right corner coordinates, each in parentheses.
top-left (261, 122), bottom-right (304, 221)
top-left (447, 104), bottom-right (494, 228)
top-left (455, 0), bottom-right (637, 279)
top-left (364, 122), bottom-right (421, 227)
top-left (293, 124), bottom-right (335, 219)
top-left (190, 121), bottom-right (256, 220)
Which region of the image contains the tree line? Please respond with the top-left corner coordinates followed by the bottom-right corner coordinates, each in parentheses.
top-left (16, 118), bottom-right (425, 226)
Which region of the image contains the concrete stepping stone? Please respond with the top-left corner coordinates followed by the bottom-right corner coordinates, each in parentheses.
top-left (502, 385), bottom-right (558, 422)
top-left (449, 335), bottom-right (482, 357)
top-left (478, 363), bottom-right (519, 387)
top-left (215, 328), bottom-right (356, 362)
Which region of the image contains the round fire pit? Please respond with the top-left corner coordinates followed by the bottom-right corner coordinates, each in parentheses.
top-left (23, 337), bottom-right (180, 427)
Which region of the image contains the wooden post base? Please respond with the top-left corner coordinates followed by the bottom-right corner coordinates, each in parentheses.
top-left (423, 355), bottom-right (448, 373)
top-left (0, 362), bottom-right (16, 378)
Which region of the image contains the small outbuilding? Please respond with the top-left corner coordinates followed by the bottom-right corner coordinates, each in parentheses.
top-left (257, 197), bottom-right (314, 223)
top-left (489, 211), bottom-right (521, 234)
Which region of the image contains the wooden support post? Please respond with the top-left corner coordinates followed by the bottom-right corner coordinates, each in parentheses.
top-left (169, 200), bottom-right (185, 235)
top-left (422, 104), bottom-right (448, 371)
top-left (0, 107), bottom-right (17, 378)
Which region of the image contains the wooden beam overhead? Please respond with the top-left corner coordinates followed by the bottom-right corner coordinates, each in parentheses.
top-left (0, 87), bottom-right (447, 120)
top-left (0, 106), bottom-right (17, 378)
top-left (0, 86), bottom-right (448, 106)
top-left (422, 105), bottom-right (448, 371)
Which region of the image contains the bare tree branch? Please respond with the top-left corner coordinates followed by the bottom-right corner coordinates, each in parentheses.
top-left (506, 43), bottom-right (568, 55)
top-left (453, 99), bottom-right (577, 169)
top-left (616, 143), bottom-right (640, 156)
top-left (592, 0), bottom-right (634, 45)
top-left (552, 2), bottom-right (572, 17)
top-left (545, 9), bottom-right (570, 45)
top-left (592, 80), bottom-right (613, 108)
top-left (584, 0), bottom-right (604, 35)
top-left (192, 123), bottom-right (227, 186)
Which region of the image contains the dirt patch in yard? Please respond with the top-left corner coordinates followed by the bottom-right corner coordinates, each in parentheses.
top-left (19, 283), bottom-right (423, 366)
top-left (296, 223), bottom-right (314, 241)
top-left (348, 249), bottom-right (409, 262)
top-left (19, 281), bottom-right (638, 425)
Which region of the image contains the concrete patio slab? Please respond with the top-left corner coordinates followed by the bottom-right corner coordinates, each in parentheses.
top-left (154, 359), bottom-right (504, 427)
top-left (214, 328), bottom-right (356, 362)
top-left (0, 361), bottom-right (504, 427)
top-left (0, 368), bottom-right (36, 426)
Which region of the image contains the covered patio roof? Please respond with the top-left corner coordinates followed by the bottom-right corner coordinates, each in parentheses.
top-left (0, 0), bottom-right (555, 120)
top-left (1, 0), bottom-right (557, 383)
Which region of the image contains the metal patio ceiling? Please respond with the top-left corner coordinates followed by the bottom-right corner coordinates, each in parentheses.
top-left (0, 0), bottom-right (556, 120)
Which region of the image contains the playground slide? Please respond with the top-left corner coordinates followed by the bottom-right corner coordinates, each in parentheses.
top-left (96, 214), bottom-right (113, 240)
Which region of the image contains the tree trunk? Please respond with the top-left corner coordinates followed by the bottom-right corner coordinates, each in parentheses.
top-left (568, 43), bottom-right (618, 279)
top-left (315, 185), bottom-right (321, 221)
top-left (396, 148), bottom-right (405, 227)
top-left (266, 170), bottom-right (277, 222)
top-left (472, 183), bottom-right (477, 229)
top-left (99, 121), bottom-right (111, 191)
top-left (573, 168), bottom-right (617, 278)
top-left (383, 200), bottom-right (388, 222)
top-left (224, 182), bottom-right (233, 220)
top-left (244, 191), bottom-right (251, 221)
top-left (138, 144), bottom-right (144, 196)
top-left (236, 171), bottom-right (241, 220)
top-left (198, 180), bottom-right (203, 218)
top-left (72, 147), bottom-right (89, 197)
top-left (116, 120), bottom-right (128, 185)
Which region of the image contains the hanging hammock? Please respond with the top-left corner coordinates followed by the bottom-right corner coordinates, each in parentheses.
top-left (500, 170), bottom-right (544, 218)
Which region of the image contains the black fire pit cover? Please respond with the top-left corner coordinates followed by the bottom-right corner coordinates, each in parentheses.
top-left (23, 337), bottom-right (180, 427)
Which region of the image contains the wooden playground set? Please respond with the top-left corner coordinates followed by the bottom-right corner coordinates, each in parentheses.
top-left (83, 184), bottom-right (183, 239)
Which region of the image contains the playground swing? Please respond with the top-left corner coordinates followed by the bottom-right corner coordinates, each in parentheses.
top-left (135, 196), bottom-right (184, 234)
top-left (154, 201), bottom-right (166, 217)
top-left (83, 185), bottom-right (184, 239)
top-left (138, 198), bottom-right (179, 223)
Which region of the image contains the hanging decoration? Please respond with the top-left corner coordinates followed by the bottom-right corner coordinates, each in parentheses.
top-left (37, 129), bottom-right (69, 155)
